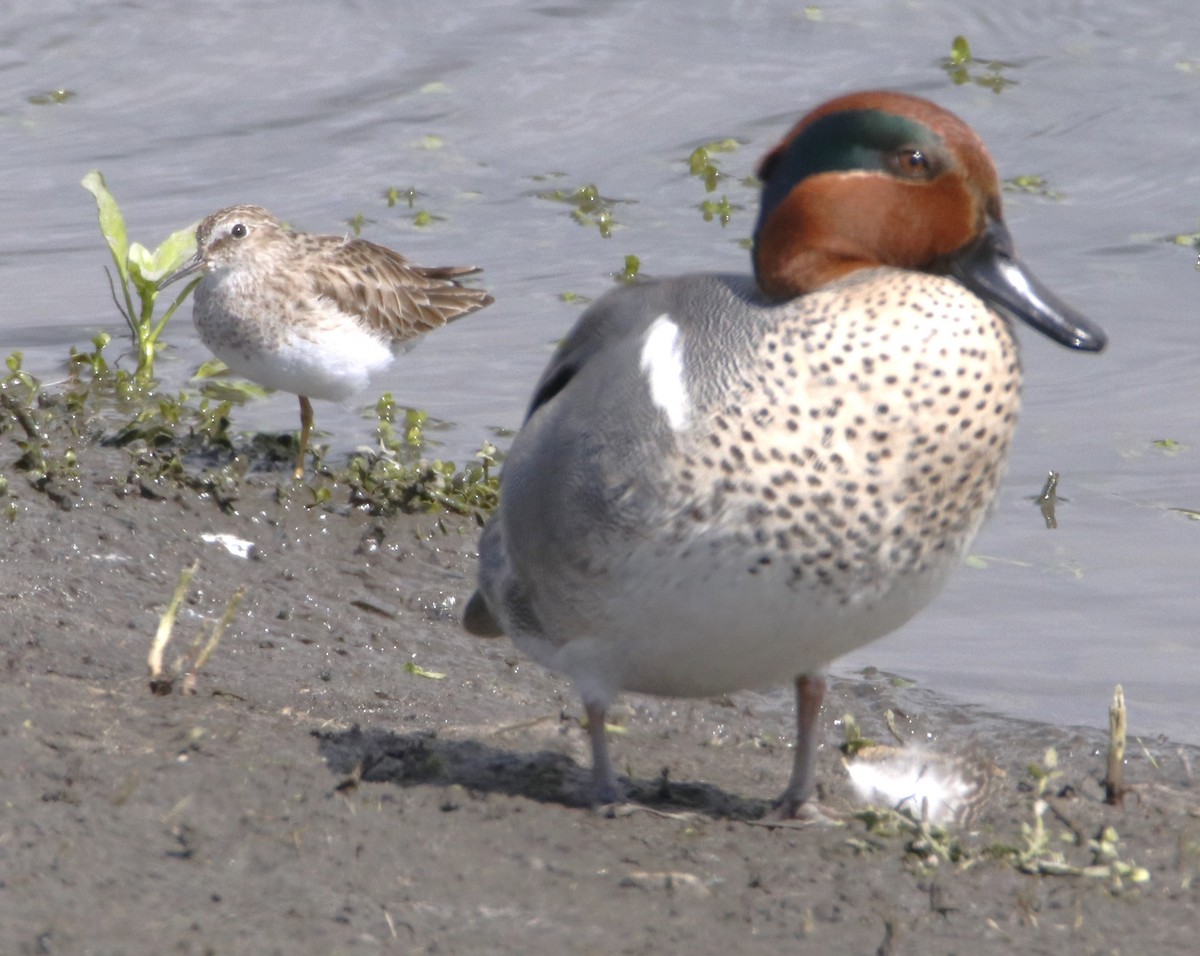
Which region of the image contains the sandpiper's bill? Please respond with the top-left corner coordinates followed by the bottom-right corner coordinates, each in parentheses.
top-left (163, 205), bottom-right (494, 477)
top-left (464, 91), bottom-right (1106, 817)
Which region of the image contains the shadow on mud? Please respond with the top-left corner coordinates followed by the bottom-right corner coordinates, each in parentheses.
top-left (313, 724), bottom-right (771, 820)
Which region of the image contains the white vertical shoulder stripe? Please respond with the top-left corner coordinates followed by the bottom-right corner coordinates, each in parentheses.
top-left (639, 314), bottom-right (689, 431)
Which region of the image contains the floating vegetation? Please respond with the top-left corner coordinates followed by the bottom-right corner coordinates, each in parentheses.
top-left (1169, 218), bottom-right (1200, 258)
top-left (28, 88), bottom-right (75, 105)
top-left (1003, 174), bottom-right (1065, 201)
top-left (941, 35), bottom-right (1017, 94)
top-left (411, 209), bottom-right (443, 228)
top-left (688, 139), bottom-right (740, 192)
top-left (699, 196), bottom-right (737, 226)
top-left (535, 182), bottom-right (629, 238)
top-left (81, 171), bottom-right (199, 387)
top-left (1152, 438), bottom-right (1186, 455)
top-left (617, 254), bottom-right (641, 283)
top-left (345, 212), bottom-right (374, 236)
top-left (687, 140), bottom-right (749, 227)
top-left (385, 186), bottom-right (420, 208)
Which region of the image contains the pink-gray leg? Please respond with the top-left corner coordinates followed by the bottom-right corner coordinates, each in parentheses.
top-left (585, 701), bottom-right (621, 806)
top-left (773, 673), bottom-right (826, 817)
top-left (295, 395), bottom-right (314, 478)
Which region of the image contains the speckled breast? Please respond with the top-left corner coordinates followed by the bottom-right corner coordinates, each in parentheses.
top-left (671, 267), bottom-right (1023, 610)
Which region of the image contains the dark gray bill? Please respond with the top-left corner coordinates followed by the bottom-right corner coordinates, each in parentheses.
top-left (949, 217), bottom-right (1106, 353)
top-left (159, 251), bottom-right (204, 289)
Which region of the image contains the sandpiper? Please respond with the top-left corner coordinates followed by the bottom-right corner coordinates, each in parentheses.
top-left (162, 205), bottom-right (494, 477)
top-left (464, 91), bottom-right (1106, 816)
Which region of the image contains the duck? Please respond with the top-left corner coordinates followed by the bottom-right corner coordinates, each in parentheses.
top-left (464, 90), bottom-right (1106, 817)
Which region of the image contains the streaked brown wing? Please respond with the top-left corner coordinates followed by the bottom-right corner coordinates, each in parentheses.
top-left (302, 236), bottom-right (493, 342)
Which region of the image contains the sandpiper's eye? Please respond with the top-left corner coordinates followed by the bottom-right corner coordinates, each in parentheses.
top-left (887, 146), bottom-right (936, 180)
top-left (230, 222), bottom-right (248, 239)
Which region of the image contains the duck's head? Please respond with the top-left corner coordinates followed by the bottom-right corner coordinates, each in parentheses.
top-left (752, 91), bottom-right (1105, 352)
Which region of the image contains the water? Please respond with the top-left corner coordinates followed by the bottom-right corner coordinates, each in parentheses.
top-left (2, 0), bottom-right (1197, 742)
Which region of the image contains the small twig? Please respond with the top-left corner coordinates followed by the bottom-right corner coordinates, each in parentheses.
top-left (1105, 685), bottom-right (1127, 807)
top-left (1037, 471), bottom-right (1060, 530)
top-left (180, 586), bottom-right (244, 695)
top-left (148, 560), bottom-right (199, 685)
top-left (884, 709), bottom-right (905, 747)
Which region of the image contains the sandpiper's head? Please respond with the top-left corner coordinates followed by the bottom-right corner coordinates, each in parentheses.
top-left (161, 205), bottom-right (285, 286)
top-left (751, 91), bottom-right (1105, 352)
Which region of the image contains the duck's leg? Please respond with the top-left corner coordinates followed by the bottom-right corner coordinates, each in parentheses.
top-left (295, 395), bottom-right (314, 479)
top-left (585, 701), bottom-right (621, 806)
top-left (773, 673), bottom-right (826, 817)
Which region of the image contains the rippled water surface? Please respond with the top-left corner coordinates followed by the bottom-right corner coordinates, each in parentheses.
top-left (3, 1), bottom-right (1198, 741)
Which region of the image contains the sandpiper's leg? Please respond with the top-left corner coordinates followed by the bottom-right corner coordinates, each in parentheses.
top-left (295, 395), bottom-right (314, 479)
top-left (585, 701), bottom-right (621, 806)
top-left (773, 673), bottom-right (827, 817)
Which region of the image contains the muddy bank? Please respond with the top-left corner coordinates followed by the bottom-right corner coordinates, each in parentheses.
top-left (2, 426), bottom-right (1198, 956)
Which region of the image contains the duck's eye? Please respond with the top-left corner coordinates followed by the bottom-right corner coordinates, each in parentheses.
top-left (230, 223), bottom-right (248, 239)
top-left (887, 147), bottom-right (936, 180)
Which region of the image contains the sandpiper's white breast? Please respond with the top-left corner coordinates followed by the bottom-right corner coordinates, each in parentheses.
top-left (194, 265), bottom-right (395, 403)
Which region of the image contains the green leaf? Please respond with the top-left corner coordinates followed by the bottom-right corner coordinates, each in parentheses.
top-left (146, 224), bottom-right (199, 281)
top-left (192, 358), bottom-right (230, 380)
top-left (404, 661), bottom-right (447, 680)
top-left (620, 254), bottom-right (640, 282)
top-left (127, 241), bottom-right (154, 282)
top-left (950, 35), bottom-right (972, 66)
top-left (81, 170), bottom-right (130, 280)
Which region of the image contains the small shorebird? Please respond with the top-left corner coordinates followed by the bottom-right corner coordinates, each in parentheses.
top-left (464, 91), bottom-right (1106, 817)
top-left (162, 205), bottom-right (494, 477)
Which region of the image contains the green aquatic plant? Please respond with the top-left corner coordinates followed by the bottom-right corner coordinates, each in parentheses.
top-left (1003, 174), bottom-right (1065, 201)
top-left (191, 358), bottom-right (270, 405)
top-left (979, 747), bottom-right (1150, 889)
top-left (1171, 217), bottom-right (1200, 253)
top-left (699, 196), bottom-right (737, 226)
top-left (411, 209), bottom-right (443, 228)
top-left (345, 212), bottom-right (372, 236)
top-left (29, 88), bottom-right (75, 105)
top-left (81, 171), bottom-right (200, 387)
top-left (688, 139), bottom-right (740, 192)
top-left (4, 341), bottom-right (502, 520)
top-left (940, 35), bottom-right (1017, 94)
top-left (0, 354), bottom-right (83, 508)
top-left (850, 805), bottom-right (967, 868)
top-left (385, 186), bottom-right (419, 208)
top-left (688, 140), bottom-right (747, 227)
top-left (340, 394), bottom-right (500, 517)
top-left (536, 182), bottom-right (626, 238)
top-left (618, 254), bottom-right (641, 283)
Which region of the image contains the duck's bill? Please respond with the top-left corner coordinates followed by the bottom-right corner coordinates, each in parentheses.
top-left (159, 251), bottom-right (204, 289)
top-left (949, 217), bottom-right (1106, 353)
